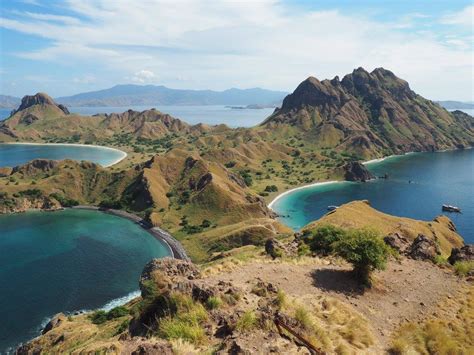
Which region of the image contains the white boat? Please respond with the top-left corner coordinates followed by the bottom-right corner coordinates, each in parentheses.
top-left (442, 204), bottom-right (461, 213)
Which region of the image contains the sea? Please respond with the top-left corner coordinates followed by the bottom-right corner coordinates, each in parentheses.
top-left (0, 105), bottom-right (275, 128)
top-left (271, 149), bottom-right (474, 243)
top-left (0, 209), bottom-right (171, 353)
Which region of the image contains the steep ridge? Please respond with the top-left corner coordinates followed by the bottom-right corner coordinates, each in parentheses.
top-left (263, 68), bottom-right (474, 158)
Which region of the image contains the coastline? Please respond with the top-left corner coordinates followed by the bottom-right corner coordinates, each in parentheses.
top-left (268, 151), bottom-right (417, 211)
top-left (1, 142), bottom-right (128, 167)
top-left (71, 205), bottom-right (189, 260)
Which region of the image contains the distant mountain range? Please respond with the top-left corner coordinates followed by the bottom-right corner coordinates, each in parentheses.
top-left (54, 85), bottom-right (287, 107)
top-left (2, 86), bottom-right (473, 111)
top-left (435, 101), bottom-right (474, 109)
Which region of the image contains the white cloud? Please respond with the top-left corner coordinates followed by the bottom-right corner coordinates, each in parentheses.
top-left (440, 5), bottom-right (474, 27)
top-left (131, 70), bottom-right (156, 83)
top-left (0, 1), bottom-right (473, 100)
top-left (73, 75), bottom-right (96, 84)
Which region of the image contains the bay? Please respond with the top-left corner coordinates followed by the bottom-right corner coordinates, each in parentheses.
top-left (0, 209), bottom-right (171, 353)
top-left (271, 149), bottom-right (474, 243)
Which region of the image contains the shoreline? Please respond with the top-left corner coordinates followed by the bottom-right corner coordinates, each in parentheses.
top-left (1, 142), bottom-right (128, 167)
top-left (71, 205), bottom-right (189, 260)
top-left (268, 150), bottom-right (430, 211)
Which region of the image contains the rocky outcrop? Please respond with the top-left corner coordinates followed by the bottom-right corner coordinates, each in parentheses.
top-left (42, 313), bottom-right (67, 335)
top-left (448, 245), bottom-right (474, 265)
top-left (384, 233), bottom-right (410, 253)
top-left (343, 161), bottom-right (375, 182)
top-left (408, 234), bottom-right (441, 261)
top-left (0, 196), bottom-right (62, 214)
top-left (139, 257), bottom-right (200, 297)
top-left (12, 93), bottom-right (69, 116)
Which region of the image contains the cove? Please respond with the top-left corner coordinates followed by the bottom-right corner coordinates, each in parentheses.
top-left (0, 143), bottom-right (127, 168)
top-left (271, 149), bottom-right (474, 243)
top-left (0, 209), bottom-right (171, 353)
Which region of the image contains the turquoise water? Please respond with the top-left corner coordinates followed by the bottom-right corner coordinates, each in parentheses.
top-left (0, 209), bottom-right (171, 353)
top-left (0, 143), bottom-right (126, 168)
top-left (0, 105), bottom-right (275, 127)
top-left (272, 149), bottom-right (474, 243)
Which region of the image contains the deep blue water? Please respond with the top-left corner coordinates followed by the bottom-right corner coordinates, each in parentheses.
top-left (0, 143), bottom-right (126, 168)
top-left (272, 149), bottom-right (474, 243)
top-left (0, 209), bottom-right (171, 353)
top-left (0, 105), bottom-right (275, 127)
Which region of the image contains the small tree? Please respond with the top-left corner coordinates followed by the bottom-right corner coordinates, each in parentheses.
top-left (334, 229), bottom-right (389, 286)
top-left (303, 225), bottom-right (346, 255)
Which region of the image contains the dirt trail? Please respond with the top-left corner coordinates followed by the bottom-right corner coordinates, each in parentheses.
top-left (204, 257), bottom-right (465, 347)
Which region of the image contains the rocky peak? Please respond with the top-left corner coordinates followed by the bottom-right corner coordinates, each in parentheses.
top-left (279, 76), bottom-right (348, 112)
top-left (13, 93), bottom-right (70, 115)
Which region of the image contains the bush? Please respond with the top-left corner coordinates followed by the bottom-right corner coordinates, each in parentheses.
top-left (224, 161), bottom-right (236, 168)
top-left (201, 219), bottom-right (211, 228)
top-left (99, 199), bottom-right (123, 209)
top-left (264, 185), bottom-right (278, 192)
top-left (205, 296), bottom-right (222, 310)
top-left (90, 306), bottom-right (129, 324)
top-left (454, 261), bottom-right (474, 276)
top-left (333, 229), bottom-right (389, 286)
top-left (18, 189), bottom-right (43, 199)
top-left (49, 193), bottom-right (79, 207)
top-left (303, 225), bottom-right (347, 255)
top-left (235, 311), bottom-right (257, 332)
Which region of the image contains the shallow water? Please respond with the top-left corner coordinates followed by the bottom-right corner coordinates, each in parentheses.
top-left (0, 143), bottom-right (126, 168)
top-left (271, 149), bottom-right (474, 243)
top-left (0, 209), bottom-right (171, 352)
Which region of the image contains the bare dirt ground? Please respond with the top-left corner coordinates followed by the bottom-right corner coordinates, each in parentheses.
top-left (204, 256), bottom-right (466, 348)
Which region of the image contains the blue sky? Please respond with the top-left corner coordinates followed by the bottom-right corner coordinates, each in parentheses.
top-left (0, 0), bottom-right (473, 100)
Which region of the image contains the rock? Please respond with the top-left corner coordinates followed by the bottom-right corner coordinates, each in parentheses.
top-left (384, 233), bottom-right (410, 253)
top-left (343, 161), bottom-right (375, 182)
top-left (42, 313), bottom-right (66, 334)
top-left (139, 258), bottom-right (200, 298)
top-left (131, 342), bottom-right (173, 355)
top-left (448, 244), bottom-right (474, 265)
top-left (265, 238), bottom-right (284, 259)
top-left (408, 234), bottom-right (441, 261)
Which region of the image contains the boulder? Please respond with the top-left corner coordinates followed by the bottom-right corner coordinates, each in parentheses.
top-left (343, 161), bottom-right (375, 182)
top-left (42, 313), bottom-right (66, 335)
top-left (408, 234), bottom-right (440, 261)
top-left (384, 233), bottom-right (410, 253)
top-left (265, 238), bottom-right (284, 259)
top-left (139, 257), bottom-right (200, 298)
top-left (448, 245), bottom-right (474, 265)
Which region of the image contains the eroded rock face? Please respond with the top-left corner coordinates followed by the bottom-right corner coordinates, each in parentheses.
top-left (139, 258), bottom-right (200, 298)
top-left (13, 93), bottom-right (69, 115)
top-left (408, 234), bottom-right (441, 261)
top-left (265, 238), bottom-right (284, 259)
top-left (343, 161), bottom-right (374, 182)
top-left (384, 233), bottom-right (410, 253)
top-left (42, 313), bottom-right (67, 335)
top-left (448, 245), bottom-right (474, 265)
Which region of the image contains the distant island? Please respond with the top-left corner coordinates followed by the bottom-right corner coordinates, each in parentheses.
top-left (435, 100), bottom-right (474, 109)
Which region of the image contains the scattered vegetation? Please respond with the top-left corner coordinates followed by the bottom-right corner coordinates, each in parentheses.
top-left (90, 306), bottom-right (129, 324)
top-left (453, 261), bottom-right (474, 276)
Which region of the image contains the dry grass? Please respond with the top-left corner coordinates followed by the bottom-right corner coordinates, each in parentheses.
top-left (278, 294), bottom-right (375, 353)
top-left (389, 285), bottom-right (474, 354)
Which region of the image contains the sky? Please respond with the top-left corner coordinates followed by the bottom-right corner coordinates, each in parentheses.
top-left (0, 0), bottom-right (473, 101)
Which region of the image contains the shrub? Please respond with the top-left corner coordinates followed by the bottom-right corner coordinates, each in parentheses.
top-left (235, 311), bottom-right (257, 332)
top-left (99, 199), bottom-right (123, 209)
top-left (201, 219), bottom-right (211, 228)
top-left (18, 189), bottom-right (43, 199)
top-left (90, 306), bottom-right (129, 324)
top-left (454, 261), bottom-right (474, 276)
top-left (49, 193), bottom-right (79, 207)
top-left (224, 161), bottom-right (236, 168)
top-left (303, 225), bottom-right (347, 254)
top-left (91, 310), bottom-right (108, 324)
top-left (333, 229), bottom-right (389, 286)
top-left (264, 185), bottom-right (278, 192)
top-left (205, 296), bottom-right (222, 310)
